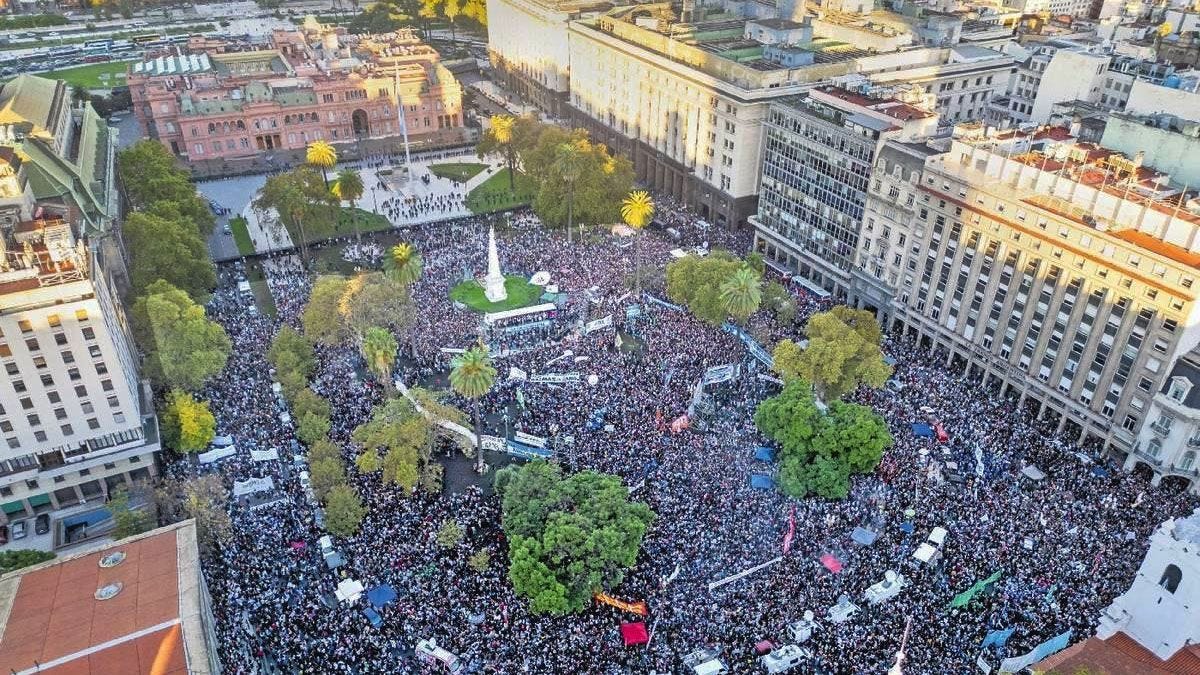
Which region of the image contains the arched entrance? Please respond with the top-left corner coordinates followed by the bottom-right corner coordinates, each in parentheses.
top-left (352, 109), bottom-right (370, 137)
top-left (1131, 461), bottom-right (1155, 483)
top-left (1160, 475), bottom-right (1194, 493)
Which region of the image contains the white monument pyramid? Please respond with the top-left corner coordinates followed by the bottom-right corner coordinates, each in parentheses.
top-left (483, 225), bottom-right (508, 303)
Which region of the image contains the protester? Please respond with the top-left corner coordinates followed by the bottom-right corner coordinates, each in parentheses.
top-left (184, 196), bottom-right (1196, 674)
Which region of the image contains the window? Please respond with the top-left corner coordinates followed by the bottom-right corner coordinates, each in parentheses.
top-left (82, 327), bottom-right (95, 341)
top-left (17, 319), bottom-right (32, 333)
top-left (87, 418), bottom-right (100, 430)
top-left (47, 391), bottom-right (60, 404)
top-left (25, 338), bottom-right (39, 352)
top-left (54, 408), bottom-right (66, 420)
top-left (54, 333), bottom-right (68, 346)
top-left (101, 379), bottom-right (113, 392)
top-left (1168, 378), bottom-right (1192, 403)
top-left (61, 424), bottom-right (73, 436)
top-left (81, 402), bottom-right (94, 415)
top-left (26, 414), bottom-right (39, 427)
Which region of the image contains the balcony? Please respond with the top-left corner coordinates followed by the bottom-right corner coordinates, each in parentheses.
top-left (1188, 436), bottom-right (1200, 449)
top-left (1133, 448), bottom-right (1162, 466)
top-left (1149, 421), bottom-right (1172, 436)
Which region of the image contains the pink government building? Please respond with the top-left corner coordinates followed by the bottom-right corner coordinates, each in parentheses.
top-left (128, 25), bottom-right (466, 163)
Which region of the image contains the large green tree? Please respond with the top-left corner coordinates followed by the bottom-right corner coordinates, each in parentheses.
top-left (775, 306), bottom-right (893, 402)
top-left (303, 275), bottom-right (350, 345)
top-left (123, 211), bottom-right (216, 301)
top-left (531, 135), bottom-right (634, 236)
top-left (755, 381), bottom-right (893, 499)
top-left (339, 273), bottom-right (414, 339)
top-left (331, 168), bottom-right (365, 243)
top-left (254, 166), bottom-right (336, 264)
top-left (324, 484), bottom-right (366, 537)
top-left (665, 252), bottom-right (759, 326)
top-left (352, 398), bottom-right (432, 493)
top-left (132, 281), bottom-right (230, 391)
top-left (268, 326), bottom-right (316, 400)
top-left (497, 461), bottom-right (655, 615)
top-left (118, 140), bottom-right (214, 236)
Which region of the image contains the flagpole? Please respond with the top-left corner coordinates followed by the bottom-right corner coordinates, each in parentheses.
top-left (393, 66), bottom-right (411, 170)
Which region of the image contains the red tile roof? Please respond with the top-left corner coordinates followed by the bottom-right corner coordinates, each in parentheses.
top-left (1035, 633), bottom-right (1200, 675)
top-left (0, 527), bottom-right (188, 675)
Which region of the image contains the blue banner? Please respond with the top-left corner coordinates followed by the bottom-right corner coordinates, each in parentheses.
top-left (721, 322), bottom-right (774, 368)
top-left (981, 626), bottom-right (1015, 650)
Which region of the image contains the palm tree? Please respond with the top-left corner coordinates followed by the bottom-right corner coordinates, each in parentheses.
top-left (620, 190), bottom-right (655, 294)
top-left (485, 115), bottom-right (517, 190)
top-left (719, 268), bottom-right (763, 323)
top-left (306, 140), bottom-right (338, 188)
top-left (361, 326), bottom-right (398, 391)
top-left (449, 346), bottom-right (496, 473)
top-left (554, 141), bottom-right (587, 244)
top-left (383, 243), bottom-right (424, 286)
top-left (332, 168), bottom-right (365, 243)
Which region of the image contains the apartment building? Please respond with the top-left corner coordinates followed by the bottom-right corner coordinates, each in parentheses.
top-left (565, 5), bottom-right (954, 227)
top-left (988, 40), bottom-right (1111, 125)
top-left (855, 124), bottom-right (1200, 459)
top-left (129, 25), bottom-right (465, 164)
top-left (750, 87), bottom-right (937, 298)
top-left (484, 0), bottom-right (611, 117)
top-left (0, 166), bottom-right (159, 528)
top-left (865, 45), bottom-right (1015, 128)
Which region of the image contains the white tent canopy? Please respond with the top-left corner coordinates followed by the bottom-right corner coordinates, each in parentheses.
top-left (928, 527), bottom-right (948, 546)
top-left (913, 543), bottom-right (937, 563)
top-left (336, 578), bottom-right (364, 604)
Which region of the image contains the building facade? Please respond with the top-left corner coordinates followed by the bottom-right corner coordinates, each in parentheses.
top-left (1129, 347), bottom-right (1200, 493)
top-left (129, 25), bottom-right (465, 164)
top-left (484, 0), bottom-right (610, 117)
top-left (751, 87), bottom-right (937, 298)
top-left (0, 80), bottom-right (159, 530)
top-left (565, 7), bottom-right (954, 228)
top-left (857, 125), bottom-right (1200, 459)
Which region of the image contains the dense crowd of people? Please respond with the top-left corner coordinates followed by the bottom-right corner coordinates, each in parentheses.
top-left (181, 195), bottom-right (1197, 675)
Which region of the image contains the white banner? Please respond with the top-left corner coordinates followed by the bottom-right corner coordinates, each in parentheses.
top-left (757, 373), bottom-right (783, 385)
top-left (439, 347), bottom-right (467, 354)
top-left (508, 366), bottom-right (528, 381)
top-left (198, 446), bottom-right (237, 464)
top-left (702, 364), bottom-right (738, 386)
top-left (530, 372), bottom-right (580, 384)
top-left (250, 448), bottom-right (279, 462)
top-left (233, 476), bottom-right (275, 496)
top-left (583, 314), bottom-right (614, 334)
top-left (480, 435), bottom-right (507, 451)
top-left (513, 431), bottom-right (547, 448)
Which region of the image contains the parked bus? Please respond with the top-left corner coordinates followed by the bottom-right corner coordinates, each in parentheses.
top-left (131, 33), bottom-right (162, 45)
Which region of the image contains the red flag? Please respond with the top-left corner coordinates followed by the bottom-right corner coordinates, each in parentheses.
top-left (782, 506), bottom-right (796, 555)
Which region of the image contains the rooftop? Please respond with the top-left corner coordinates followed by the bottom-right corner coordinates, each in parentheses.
top-left (1035, 632), bottom-right (1200, 675)
top-left (0, 217), bottom-right (89, 297)
top-left (0, 521), bottom-right (212, 675)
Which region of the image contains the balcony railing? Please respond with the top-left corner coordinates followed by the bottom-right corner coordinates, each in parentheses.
top-left (1149, 421), bottom-right (1172, 436)
top-left (1133, 448), bottom-right (1163, 466)
top-left (1188, 436), bottom-right (1200, 448)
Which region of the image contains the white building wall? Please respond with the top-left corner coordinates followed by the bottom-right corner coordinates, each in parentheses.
top-left (1030, 50), bottom-right (1110, 123)
top-left (485, 0), bottom-right (575, 94)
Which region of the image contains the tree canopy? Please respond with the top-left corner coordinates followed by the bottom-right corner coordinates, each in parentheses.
top-left (117, 140), bottom-right (214, 237)
top-left (122, 211), bottom-right (216, 301)
top-left (132, 280), bottom-right (230, 391)
top-left (773, 306), bottom-right (893, 401)
top-left (665, 251), bottom-right (761, 326)
top-left (755, 381), bottom-right (893, 499)
top-left (303, 275), bottom-right (351, 345)
top-left (497, 461), bottom-right (655, 615)
top-left (324, 484), bottom-right (367, 537)
top-left (159, 389), bottom-right (217, 453)
top-left (339, 273), bottom-right (415, 338)
top-left (352, 398), bottom-right (432, 493)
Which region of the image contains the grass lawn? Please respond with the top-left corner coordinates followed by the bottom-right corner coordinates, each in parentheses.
top-left (229, 216), bottom-right (255, 256)
top-left (334, 207), bottom-right (392, 238)
top-left (466, 169), bottom-right (537, 215)
top-left (451, 276), bottom-right (543, 313)
top-left (429, 162), bottom-right (489, 182)
top-left (41, 61), bottom-right (134, 89)
top-left (246, 265), bottom-right (277, 317)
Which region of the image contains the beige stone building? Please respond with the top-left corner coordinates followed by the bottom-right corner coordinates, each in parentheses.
top-left (851, 123), bottom-right (1200, 459)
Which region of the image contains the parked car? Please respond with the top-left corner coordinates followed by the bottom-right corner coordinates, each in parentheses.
top-left (11, 520), bottom-right (27, 540)
top-left (35, 513), bottom-right (50, 536)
